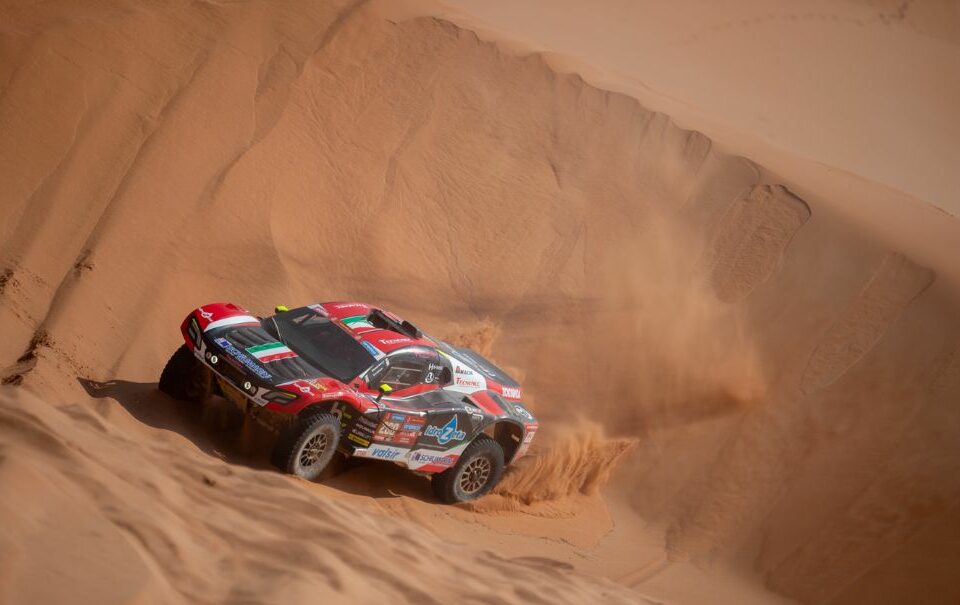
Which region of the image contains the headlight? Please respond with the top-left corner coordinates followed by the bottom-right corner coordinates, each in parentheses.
top-left (187, 317), bottom-right (201, 346)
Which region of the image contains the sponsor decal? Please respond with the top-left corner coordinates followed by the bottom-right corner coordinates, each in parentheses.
top-left (360, 340), bottom-right (384, 359)
top-left (424, 416), bottom-right (467, 445)
top-left (246, 341), bottom-right (297, 363)
top-left (198, 307), bottom-right (214, 320)
top-left (376, 413), bottom-right (403, 436)
top-left (410, 451), bottom-right (456, 467)
top-left (501, 386), bottom-right (521, 399)
top-left (368, 445), bottom-right (405, 460)
top-left (334, 303), bottom-right (366, 310)
top-left (214, 337), bottom-right (272, 380)
top-left (321, 391), bottom-right (345, 400)
top-left (513, 405), bottom-right (533, 420)
top-left (347, 433), bottom-right (370, 447)
top-left (428, 363), bottom-right (444, 372)
top-left (307, 379), bottom-right (328, 391)
top-left (445, 359), bottom-right (486, 392)
top-left (282, 380), bottom-right (313, 394)
top-left (343, 315), bottom-right (374, 329)
top-left (374, 413), bottom-right (425, 446)
top-left (454, 375), bottom-right (484, 389)
top-left (352, 415), bottom-right (375, 436)
top-left (378, 337), bottom-right (410, 346)
top-left (357, 416), bottom-right (378, 429)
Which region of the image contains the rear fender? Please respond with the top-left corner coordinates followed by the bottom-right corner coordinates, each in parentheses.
top-left (487, 419), bottom-right (536, 465)
top-left (467, 391), bottom-right (538, 464)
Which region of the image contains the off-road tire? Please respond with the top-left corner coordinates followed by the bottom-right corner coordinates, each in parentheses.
top-left (271, 412), bottom-right (341, 481)
top-left (158, 344), bottom-right (212, 404)
top-left (431, 435), bottom-right (505, 503)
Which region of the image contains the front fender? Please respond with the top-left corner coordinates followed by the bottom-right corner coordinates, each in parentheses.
top-left (180, 302), bottom-right (258, 350)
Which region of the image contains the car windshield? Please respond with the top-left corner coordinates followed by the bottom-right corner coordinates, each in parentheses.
top-left (263, 308), bottom-right (375, 382)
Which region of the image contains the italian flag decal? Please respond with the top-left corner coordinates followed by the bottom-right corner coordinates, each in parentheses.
top-left (342, 315), bottom-right (374, 330)
top-left (246, 342), bottom-right (296, 363)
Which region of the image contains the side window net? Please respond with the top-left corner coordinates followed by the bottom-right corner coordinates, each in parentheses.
top-left (379, 361), bottom-right (424, 389)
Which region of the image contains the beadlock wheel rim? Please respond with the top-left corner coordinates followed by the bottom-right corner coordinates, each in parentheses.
top-left (459, 456), bottom-right (492, 494)
top-left (299, 433), bottom-right (329, 467)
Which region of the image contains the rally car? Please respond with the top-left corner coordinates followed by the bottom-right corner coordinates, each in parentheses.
top-left (158, 302), bottom-right (537, 503)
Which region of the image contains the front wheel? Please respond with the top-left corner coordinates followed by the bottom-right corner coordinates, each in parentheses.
top-left (158, 344), bottom-right (212, 404)
top-left (271, 412), bottom-right (341, 481)
top-left (431, 435), bottom-right (505, 503)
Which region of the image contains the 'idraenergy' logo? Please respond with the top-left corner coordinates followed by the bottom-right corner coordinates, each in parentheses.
top-left (424, 416), bottom-right (466, 445)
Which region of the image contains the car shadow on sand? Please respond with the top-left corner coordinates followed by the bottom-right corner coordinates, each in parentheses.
top-left (76, 377), bottom-right (435, 502)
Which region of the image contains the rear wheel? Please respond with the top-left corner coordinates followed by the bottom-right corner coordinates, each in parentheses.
top-left (158, 345), bottom-right (212, 404)
top-left (431, 435), bottom-right (504, 503)
top-left (271, 412), bottom-right (341, 481)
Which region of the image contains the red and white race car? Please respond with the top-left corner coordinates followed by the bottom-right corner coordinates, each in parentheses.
top-left (159, 302), bottom-right (537, 502)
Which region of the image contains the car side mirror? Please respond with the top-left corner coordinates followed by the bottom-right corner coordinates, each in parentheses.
top-left (439, 367), bottom-right (452, 386)
top-left (376, 383), bottom-right (393, 402)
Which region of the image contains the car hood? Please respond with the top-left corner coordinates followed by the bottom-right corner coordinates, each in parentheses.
top-left (208, 323), bottom-right (327, 386)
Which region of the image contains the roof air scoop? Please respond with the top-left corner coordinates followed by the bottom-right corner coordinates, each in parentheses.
top-left (368, 308), bottom-right (422, 338)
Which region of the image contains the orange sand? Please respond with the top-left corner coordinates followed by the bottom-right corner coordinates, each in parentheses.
top-left (1, 1), bottom-right (958, 603)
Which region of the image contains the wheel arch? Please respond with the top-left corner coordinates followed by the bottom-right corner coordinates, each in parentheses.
top-left (486, 419), bottom-right (524, 465)
top-left (297, 400), bottom-right (339, 419)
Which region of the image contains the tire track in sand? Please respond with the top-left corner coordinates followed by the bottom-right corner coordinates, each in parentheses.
top-left (801, 252), bottom-right (934, 393)
top-left (708, 185), bottom-right (811, 302)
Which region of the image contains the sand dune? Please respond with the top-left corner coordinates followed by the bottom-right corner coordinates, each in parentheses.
top-left (1, 0), bottom-right (959, 603)
top-left (708, 185), bottom-right (811, 303)
top-left (0, 386), bottom-right (642, 604)
top-left (801, 252), bottom-right (935, 393)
